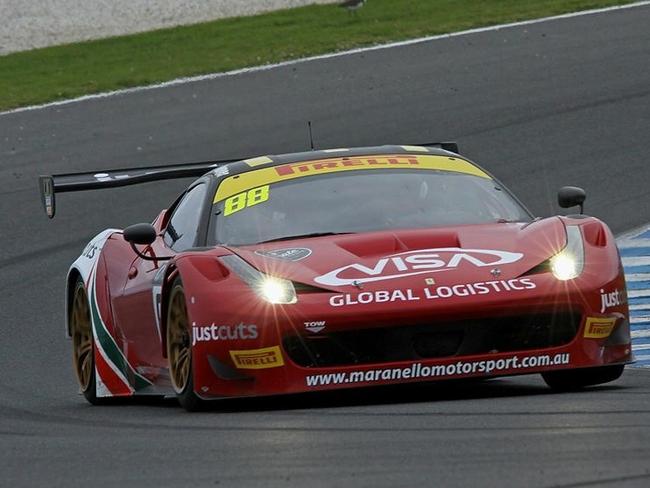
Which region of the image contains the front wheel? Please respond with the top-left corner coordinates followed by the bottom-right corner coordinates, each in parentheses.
top-left (70, 278), bottom-right (104, 405)
top-left (167, 278), bottom-right (204, 411)
top-left (542, 365), bottom-right (625, 391)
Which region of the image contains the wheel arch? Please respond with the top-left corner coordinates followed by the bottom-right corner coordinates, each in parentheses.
top-left (158, 253), bottom-right (232, 402)
top-left (65, 228), bottom-right (121, 337)
top-left (158, 254), bottom-right (226, 356)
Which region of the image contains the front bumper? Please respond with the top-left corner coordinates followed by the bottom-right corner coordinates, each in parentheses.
top-left (188, 273), bottom-right (632, 399)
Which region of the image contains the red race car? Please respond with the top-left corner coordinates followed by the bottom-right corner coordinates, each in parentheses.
top-left (40, 144), bottom-right (632, 410)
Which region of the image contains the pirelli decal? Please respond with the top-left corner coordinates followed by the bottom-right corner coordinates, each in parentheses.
top-left (230, 346), bottom-right (285, 370)
top-left (583, 317), bottom-right (617, 339)
top-left (214, 154), bottom-right (490, 203)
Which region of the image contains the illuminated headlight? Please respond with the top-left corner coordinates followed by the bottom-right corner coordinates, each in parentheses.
top-left (220, 255), bottom-right (297, 304)
top-left (257, 277), bottom-right (297, 304)
top-left (550, 253), bottom-right (579, 280)
top-left (550, 226), bottom-right (584, 281)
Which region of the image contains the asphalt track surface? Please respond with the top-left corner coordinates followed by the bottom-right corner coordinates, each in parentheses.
top-left (1, 6), bottom-right (649, 488)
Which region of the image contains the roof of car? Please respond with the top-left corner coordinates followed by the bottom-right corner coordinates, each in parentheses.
top-left (209, 145), bottom-right (459, 178)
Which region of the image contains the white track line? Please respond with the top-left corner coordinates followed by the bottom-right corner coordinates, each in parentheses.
top-left (1, 0), bottom-right (649, 117)
top-left (617, 239), bottom-right (650, 248)
top-left (629, 290), bottom-right (650, 299)
top-left (631, 317), bottom-right (650, 324)
top-left (622, 257), bottom-right (650, 267)
top-left (626, 273), bottom-right (650, 281)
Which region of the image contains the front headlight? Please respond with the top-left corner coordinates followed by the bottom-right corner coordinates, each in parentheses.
top-left (257, 276), bottom-right (297, 304)
top-left (220, 255), bottom-right (297, 304)
top-left (550, 225), bottom-right (584, 281)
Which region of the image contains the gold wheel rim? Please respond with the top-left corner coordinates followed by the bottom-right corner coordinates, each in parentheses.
top-left (71, 283), bottom-right (93, 391)
top-left (167, 286), bottom-right (191, 394)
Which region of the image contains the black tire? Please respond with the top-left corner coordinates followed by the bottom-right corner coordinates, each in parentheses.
top-left (166, 277), bottom-right (205, 411)
top-left (542, 365), bottom-right (625, 391)
top-left (70, 278), bottom-right (106, 405)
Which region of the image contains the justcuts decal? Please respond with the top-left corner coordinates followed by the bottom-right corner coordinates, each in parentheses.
top-left (600, 288), bottom-right (627, 313)
top-left (314, 248), bottom-right (524, 287)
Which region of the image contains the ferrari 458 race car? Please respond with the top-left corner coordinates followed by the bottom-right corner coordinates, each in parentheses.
top-left (40, 144), bottom-right (632, 410)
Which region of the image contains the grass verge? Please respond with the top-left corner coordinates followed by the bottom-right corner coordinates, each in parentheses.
top-left (0, 0), bottom-right (638, 111)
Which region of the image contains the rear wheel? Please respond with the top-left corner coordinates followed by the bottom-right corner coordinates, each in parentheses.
top-left (542, 365), bottom-right (625, 391)
top-left (167, 278), bottom-right (204, 411)
top-left (70, 278), bottom-right (102, 404)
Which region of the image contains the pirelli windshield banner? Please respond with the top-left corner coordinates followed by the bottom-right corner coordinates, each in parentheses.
top-left (214, 154), bottom-right (491, 203)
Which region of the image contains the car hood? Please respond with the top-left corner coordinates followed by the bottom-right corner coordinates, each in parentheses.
top-left (227, 218), bottom-right (567, 292)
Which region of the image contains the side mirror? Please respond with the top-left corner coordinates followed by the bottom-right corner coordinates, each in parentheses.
top-left (558, 186), bottom-right (586, 214)
top-left (123, 223), bottom-right (157, 245)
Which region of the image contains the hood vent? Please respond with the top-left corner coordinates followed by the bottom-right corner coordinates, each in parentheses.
top-left (335, 229), bottom-right (461, 258)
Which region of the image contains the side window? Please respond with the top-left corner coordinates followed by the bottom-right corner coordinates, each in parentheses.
top-left (164, 184), bottom-right (208, 251)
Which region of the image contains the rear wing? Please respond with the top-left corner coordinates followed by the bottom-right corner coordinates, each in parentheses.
top-left (38, 158), bottom-right (237, 218)
top-left (38, 142), bottom-right (459, 218)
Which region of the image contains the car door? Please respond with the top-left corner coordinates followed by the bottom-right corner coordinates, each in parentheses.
top-left (111, 182), bottom-right (210, 376)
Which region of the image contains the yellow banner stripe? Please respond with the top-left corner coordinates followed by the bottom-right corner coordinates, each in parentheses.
top-left (214, 154), bottom-right (489, 203)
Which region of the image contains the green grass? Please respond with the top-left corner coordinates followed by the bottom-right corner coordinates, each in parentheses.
top-left (0, 0), bottom-right (637, 110)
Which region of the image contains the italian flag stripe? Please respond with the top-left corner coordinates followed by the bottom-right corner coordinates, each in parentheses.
top-left (94, 340), bottom-right (132, 395)
top-left (89, 275), bottom-right (153, 392)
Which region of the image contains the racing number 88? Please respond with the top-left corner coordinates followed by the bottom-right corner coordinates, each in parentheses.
top-left (247, 186), bottom-right (269, 206)
top-left (223, 185), bottom-right (270, 216)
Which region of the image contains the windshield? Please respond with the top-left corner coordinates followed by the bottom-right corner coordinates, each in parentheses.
top-left (211, 157), bottom-right (530, 246)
